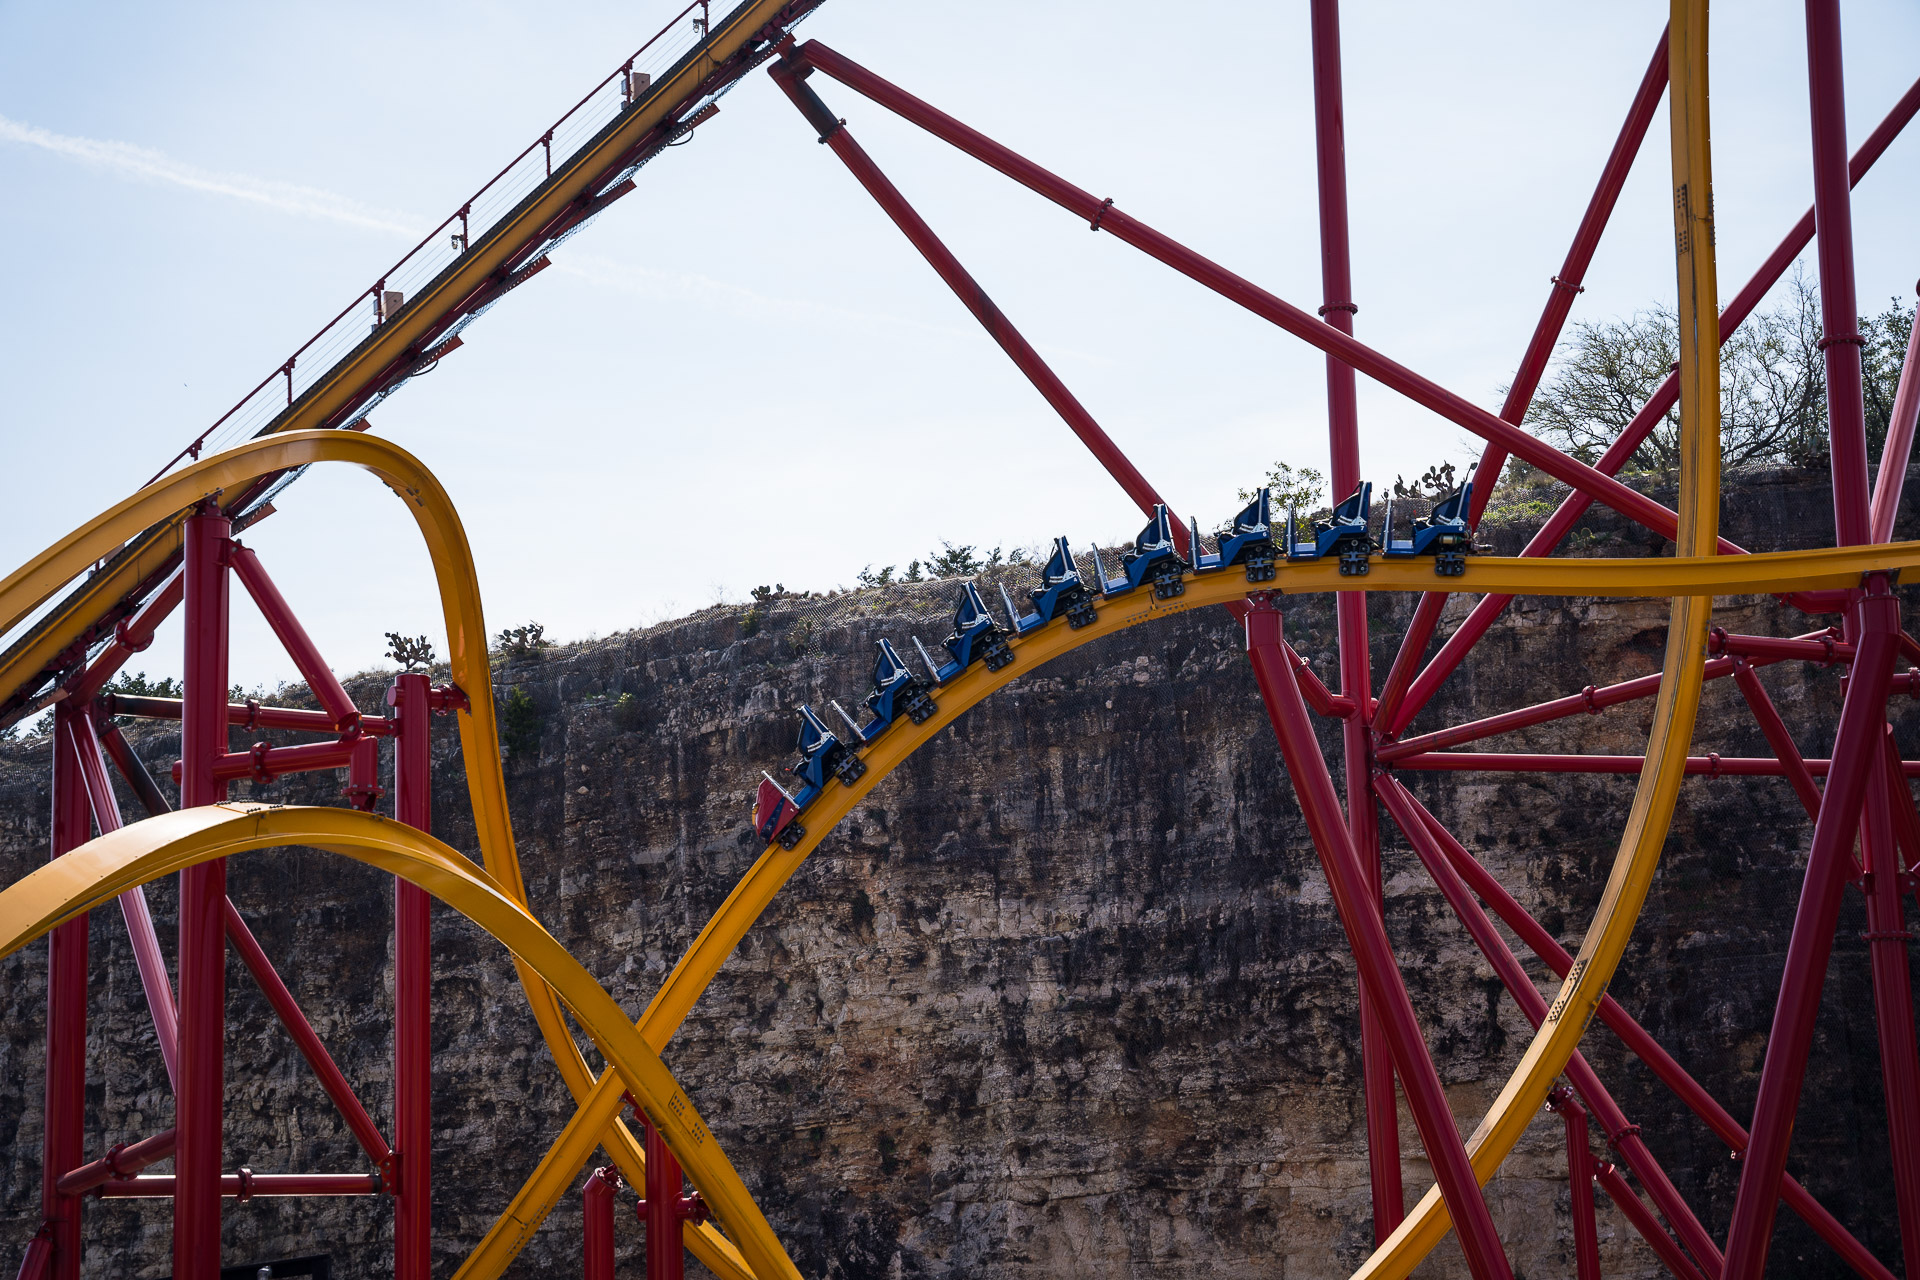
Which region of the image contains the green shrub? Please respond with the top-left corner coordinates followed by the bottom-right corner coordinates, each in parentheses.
top-left (499, 686), bottom-right (541, 761)
top-left (494, 622), bottom-right (551, 659)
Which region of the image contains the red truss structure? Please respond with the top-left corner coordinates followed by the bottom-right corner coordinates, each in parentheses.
top-left (5, 2), bottom-right (1919, 1279)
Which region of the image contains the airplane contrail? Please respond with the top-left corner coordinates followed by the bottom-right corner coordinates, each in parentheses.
top-left (0, 114), bottom-right (424, 237)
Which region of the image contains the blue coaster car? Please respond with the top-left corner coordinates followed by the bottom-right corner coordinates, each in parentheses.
top-left (1382, 482), bottom-right (1473, 576)
top-left (786, 703), bottom-right (866, 807)
top-left (1285, 482), bottom-right (1374, 576)
top-left (1003, 537), bottom-right (1097, 633)
top-left (1190, 489), bottom-right (1276, 583)
top-left (931, 581), bottom-right (1014, 678)
top-left (1094, 504), bottom-right (1188, 599)
top-left (754, 772), bottom-right (805, 849)
top-left (860, 638), bottom-right (938, 737)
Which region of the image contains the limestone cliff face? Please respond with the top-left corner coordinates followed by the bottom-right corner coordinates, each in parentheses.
top-left (2, 469), bottom-right (1916, 1279)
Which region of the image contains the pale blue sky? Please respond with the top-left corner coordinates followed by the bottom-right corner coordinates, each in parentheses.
top-left (2, 0), bottom-right (1916, 693)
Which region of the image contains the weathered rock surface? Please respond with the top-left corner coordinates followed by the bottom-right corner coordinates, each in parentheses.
top-left (2, 469), bottom-right (1917, 1278)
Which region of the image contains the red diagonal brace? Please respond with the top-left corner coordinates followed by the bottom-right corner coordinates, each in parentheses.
top-left (1392, 782), bottom-right (1897, 1280)
top-left (64, 713), bottom-right (179, 1087)
top-left (1595, 1162), bottom-right (1709, 1280)
top-left (1721, 580), bottom-right (1898, 1280)
top-left (1244, 597), bottom-right (1513, 1280)
top-left (1379, 72), bottom-right (1920, 738)
top-left (1863, 726), bottom-right (1920, 1277)
top-left (228, 542), bottom-right (361, 731)
top-left (793, 41), bottom-right (1736, 555)
top-left (766, 56), bottom-right (1184, 557)
top-left (1377, 775), bottom-right (1723, 1273)
top-left (1732, 659), bottom-right (1825, 820)
top-left (224, 902), bottom-right (394, 1171)
top-left (1381, 30), bottom-right (1671, 730)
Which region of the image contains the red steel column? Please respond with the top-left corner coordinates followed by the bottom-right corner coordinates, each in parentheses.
top-left (1723, 579), bottom-right (1901, 1279)
top-left (1548, 1089), bottom-right (1601, 1280)
top-left (1805, 0), bottom-right (1872, 545)
top-left (1862, 726), bottom-right (1920, 1276)
top-left (391, 673), bottom-right (433, 1280)
top-left (42, 705), bottom-right (90, 1280)
top-left (645, 1120), bottom-right (687, 1280)
top-left (175, 501), bottom-right (231, 1278)
top-left (1245, 598), bottom-right (1513, 1280)
top-left (583, 1166), bottom-right (618, 1280)
top-left (1307, 0), bottom-right (1401, 1237)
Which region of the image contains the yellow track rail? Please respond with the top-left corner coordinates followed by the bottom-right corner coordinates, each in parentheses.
top-left (1354, 5), bottom-right (1722, 1274)
top-left (15, 384), bottom-right (1905, 1272)
top-left (0, 431), bottom-right (753, 1279)
top-left (0, 6), bottom-right (1809, 1274)
top-left (0, 804), bottom-right (798, 1280)
top-left (0, 0), bottom-right (804, 723)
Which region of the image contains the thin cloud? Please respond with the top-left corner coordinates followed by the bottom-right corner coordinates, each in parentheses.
top-left (0, 114), bottom-right (424, 237)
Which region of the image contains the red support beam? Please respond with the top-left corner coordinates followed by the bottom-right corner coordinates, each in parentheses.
top-left (1732, 660), bottom-right (1825, 819)
top-left (1723, 580), bottom-right (1901, 1280)
top-left (1460, 33), bottom-right (1670, 527)
top-left (64, 712), bottom-right (179, 1090)
top-left (645, 1121), bottom-right (686, 1280)
top-left (1868, 294), bottom-right (1920, 543)
top-left (1390, 752), bottom-right (1917, 777)
top-left (1804, 0), bottom-right (1872, 546)
top-left (1392, 782), bottom-right (1898, 1280)
top-left (183, 736), bottom-right (363, 785)
top-left (223, 903), bottom-right (393, 1169)
top-left (636, 1117), bottom-right (708, 1280)
top-left (1381, 627), bottom-right (1845, 763)
top-left (42, 704), bottom-right (89, 1280)
top-left (56, 1129), bottom-right (177, 1198)
top-left (12, 1233), bottom-right (50, 1280)
top-left (175, 501), bottom-right (231, 1279)
top-left (1595, 1162), bottom-right (1710, 1280)
top-left (584, 1166), bottom-right (619, 1280)
top-left (766, 57), bottom-right (1186, 558)
top-left (391, 673), bottom-right (434, 1280)
top-left (1886, 739), bottom-right (1920, 880)
top-left (1306, 0), bottom-right (1401, 1237)
top-left (98, 1174), bottom-right (378, 1198)
top-left (1547, 1089), bottom-right (1602, 1280)
top-left (1862, 726), bottom-right (1920, 1275)
top-left (792, 41), bottom-right (1731, 553)
top-left (228, 543), bottom-right (361, 730)
top-left (347, 734), bottom-right (382, 812)
top-left (1382, 32), bottom-right (1671, 724)
top-left (1376, 776), bottom-right (1723, 1273)
top-left (96, 719), bottom-right (175, 820)
top-left (1380, 74), bottom-right (1920, 738)
top-left (1711, 628), bottom-right (1851, 665)
top-left (64, 565), bottom-right (184, 705)
top-left (1244, 598), bottom-right (1514, 1280)
top-left (100, 692), bottom-right (391, 736)
top-left (1380, 653), bottom-right (1742, 763)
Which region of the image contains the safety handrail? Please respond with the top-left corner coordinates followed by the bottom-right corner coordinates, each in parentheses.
top-left (143, 0), bottom-right (716, 487)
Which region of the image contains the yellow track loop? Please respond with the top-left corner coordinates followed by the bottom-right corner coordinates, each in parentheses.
top-left (0, 432), bottom-right (752, 1277)
top-left (0, 0), bottom-right (801, 716)
top-left (488, 515), bottom-right (1916, 1255)
top-left (1352, 6), bottom-right (1721, 1275)
top-left (0, 804), bottom-right (800, 1280)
